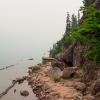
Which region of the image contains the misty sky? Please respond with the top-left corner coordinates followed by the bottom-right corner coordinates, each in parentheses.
top-left (0, 0), bottom-right (83, 65)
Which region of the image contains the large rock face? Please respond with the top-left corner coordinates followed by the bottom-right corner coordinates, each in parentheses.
top-left (82, 59), bottom-right (100, 83)
top-left (55, 42), bottom-right (74, 67)
top-left (51, 59), bottom-right (65, 71)
top-left (73, 41), bottom-right (85, 67)
top-left (54, 41), bottom-right (84, 68)
top-left (82, 60), bottom-right (96, 82)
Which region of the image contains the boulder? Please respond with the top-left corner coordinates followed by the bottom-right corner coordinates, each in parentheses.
top-left (62, 68), bottom-right (75, 79)
top-left (14, 89), bottom-right (16, 93)
top-left (47, 67), bottom-right (62, 78)
top-left (20, 90), bottom-right (29, 97)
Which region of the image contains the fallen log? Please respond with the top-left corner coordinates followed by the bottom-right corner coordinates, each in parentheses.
top-left (0, 81), bottom-right (17, 98)
top-left (0, 76), bottom-right (27, 98)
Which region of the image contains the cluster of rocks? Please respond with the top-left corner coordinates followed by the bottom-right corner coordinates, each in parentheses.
top-left (27, 65), bottom-right (84, 100)
top-left (27, 58), bottom-right (100, 100)
top-left (27, 74), bottom-right (55, 100)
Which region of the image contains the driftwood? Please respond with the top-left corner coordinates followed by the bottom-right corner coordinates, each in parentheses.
top-left (0, 81), bottom-right (17, 98)
top-left (0, 65), bottom-right (14, 71)
top-left (0, 76), bottom-right (27, 98)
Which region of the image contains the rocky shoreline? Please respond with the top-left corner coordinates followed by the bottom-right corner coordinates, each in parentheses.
top-left (0, 60), bottom-right (99, 100)
top-left (27, 62), bottom-right (90, 100)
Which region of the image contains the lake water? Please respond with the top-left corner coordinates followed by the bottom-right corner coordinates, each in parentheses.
top-left (0, 60), bottom-right (37, 100)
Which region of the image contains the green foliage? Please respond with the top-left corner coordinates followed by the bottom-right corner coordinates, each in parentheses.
top-left (50, 40), bottom-right (62, 57)
top-left (50, 34), bottom-right (73, 57)
top-left (65, 12), bottom-right (71, 34)
top-left (50, 12), bottom-right (78, 57)
top-left (51, 76), bottom-right (60, 83)
top-left (32, 66), bottom-right (40, 72)
top-left (62, 34), bottom-right (73, 47)
top-left (83, 0), bottom-right (94, 7)
top-left (50, 5), bottom-right (100, 64)
top-left (71, 14), bottom-right (78, 30)
top-left (71, 6), bottom-right (100, 63)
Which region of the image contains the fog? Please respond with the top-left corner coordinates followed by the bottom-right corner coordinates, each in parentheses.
top-left (0, 0), bottom-right (83, 65)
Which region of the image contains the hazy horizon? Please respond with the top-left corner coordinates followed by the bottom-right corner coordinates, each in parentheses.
top-left (0, 0), bottom-right (83, 65)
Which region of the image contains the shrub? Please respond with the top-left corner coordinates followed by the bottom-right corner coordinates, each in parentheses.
top-left (51, 76), bottom-right (60, 83)
top-left (32, 66), bottom-right (40, 72)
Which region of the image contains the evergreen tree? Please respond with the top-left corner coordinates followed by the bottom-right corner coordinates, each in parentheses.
top-left (83, 0), bottom-right (90, 6)
top-left (65, 12), bottom-right (71, 34)
top-left (78, 10), bottom-right (80, 24)
top-left (83, 0), bottom-right (95, 6)
top-left (71, 14), bottom-right (78, 30)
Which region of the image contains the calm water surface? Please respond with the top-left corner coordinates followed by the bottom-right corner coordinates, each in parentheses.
top-left (0, 60), bottom-right (37, 100)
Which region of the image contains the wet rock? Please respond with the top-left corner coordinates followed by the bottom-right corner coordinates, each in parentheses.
top-left (16, 78), bottom-right (24, 84)
top-left (28, 58), bottom-right (34, 60)
top-left (28, 70), bottom-right (32, 75)
top-left (20, 90), bottom-right (29, 97)
top-left (14, 89), bottom-right (16, 93)
top-left (73, 82), bottom-right (86, 93)
top-left (62, 68), bottom-right (75, 79)
top-left (28, 79), bottom-right (34, 85)
top-left (28, 67), bottom-right (33, 70)
top-left (15, 76), bottom-right (27, 84)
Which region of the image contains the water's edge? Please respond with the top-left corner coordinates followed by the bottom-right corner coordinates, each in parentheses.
top-left (0, 60), bottom-right (37, 100)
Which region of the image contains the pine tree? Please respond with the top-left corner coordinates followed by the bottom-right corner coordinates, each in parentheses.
top-left (65, 12), bottom-right (71, 34)
top-left (83, 0), bottom-right (90, 6)
top-left (83, 0), bottom-right (95, 6)
top-left (71, 14), bottom-right (78, 30)
top-left (78, 10), bottom-right (80, 24)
